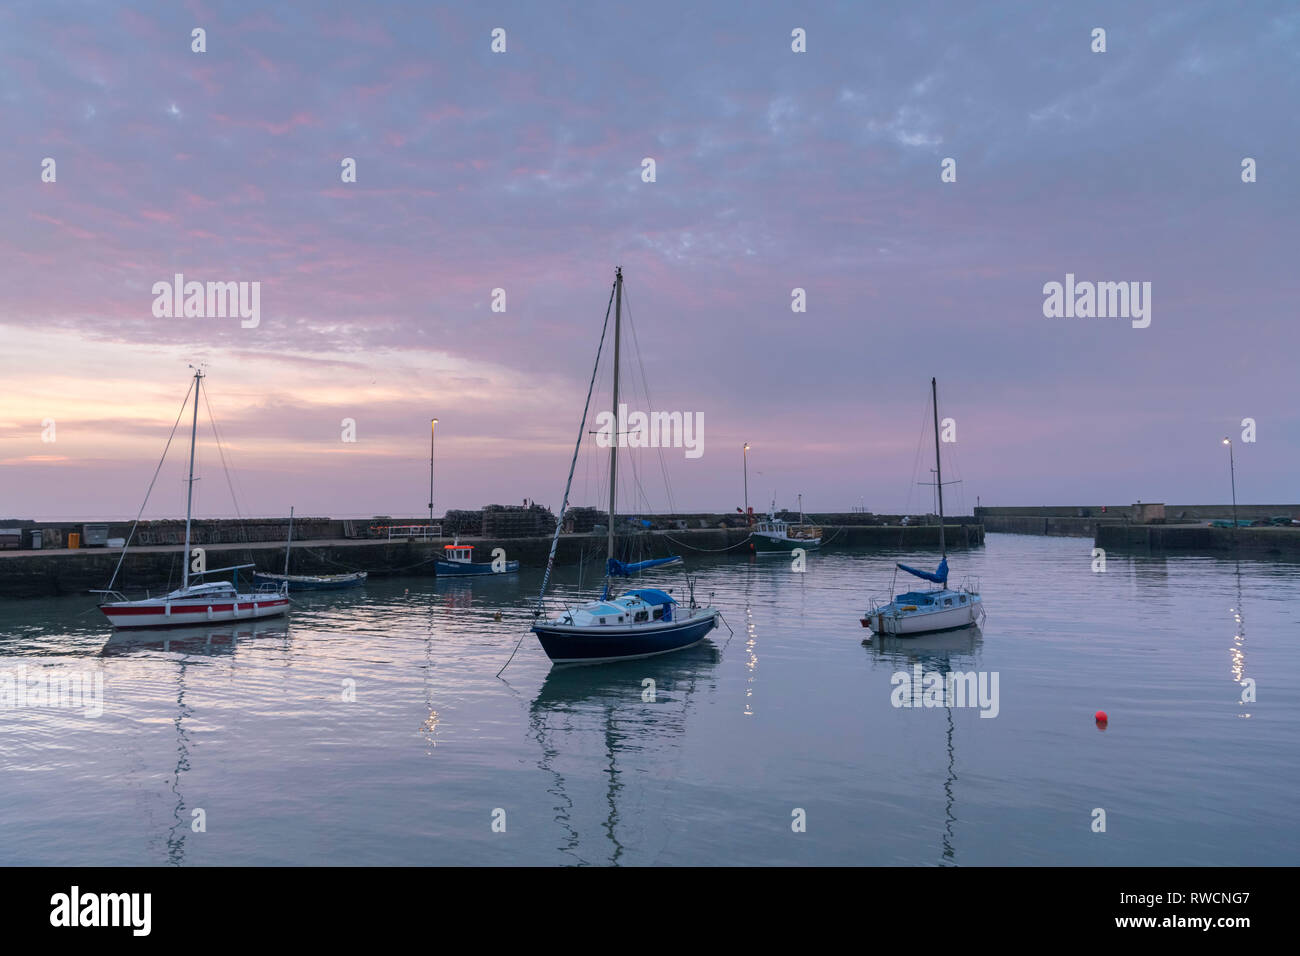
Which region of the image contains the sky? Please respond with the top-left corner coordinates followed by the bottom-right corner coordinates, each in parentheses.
top-left (1, 0), bottom-right (1297, 521)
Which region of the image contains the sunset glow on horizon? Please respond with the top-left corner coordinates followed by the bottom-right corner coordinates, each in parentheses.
top-left (3, 1), bottom-right (1297, 521)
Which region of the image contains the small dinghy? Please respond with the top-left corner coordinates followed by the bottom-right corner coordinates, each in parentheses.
top-left (253, 570), bottom-right (367, 591)
top-left (254, 506), bottom-right (367, 591)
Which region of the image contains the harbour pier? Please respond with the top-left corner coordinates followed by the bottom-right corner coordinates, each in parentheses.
top-left (976, 504), bottom-right (1300, 556)
top-left (0, 513), bottom-right (984, 599)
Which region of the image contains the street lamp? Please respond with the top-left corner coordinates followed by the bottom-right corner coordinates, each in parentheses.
top-left (1222, 437), bottom-right (1238, 534)
top-left (743, 443), bottom-right (750, 520)
top-left (429, 418), bottom-right (438, 525)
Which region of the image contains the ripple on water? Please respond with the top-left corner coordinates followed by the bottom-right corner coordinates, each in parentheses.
top-left (1, 534), bottom-right (1296, 865)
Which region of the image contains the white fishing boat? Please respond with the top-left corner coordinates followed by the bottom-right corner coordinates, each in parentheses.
top-left (94, 368), bottom-right (290, 629)
top-left (862, 378), bottom-right (985, 636)
top-left (519, 267), bottom-right (720, 667)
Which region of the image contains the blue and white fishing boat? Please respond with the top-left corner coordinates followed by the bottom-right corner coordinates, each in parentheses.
top-left (436, 542), bottom-right (520, 576)
top-left (526, 267), bottom-right (719, 666)
top-left (862, 378), bottom-right (985, 636)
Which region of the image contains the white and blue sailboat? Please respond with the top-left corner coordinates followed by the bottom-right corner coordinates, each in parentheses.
top-left (529, 268), bottom-right (720, 665)
top-left (863, 378), bottom-right (985, 636)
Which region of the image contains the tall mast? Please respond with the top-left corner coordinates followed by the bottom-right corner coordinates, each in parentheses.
top-left (182, 367), bottom-right (203, 589)
top-left (283, 505), bottom-right (295, 576)
top-left (931, 376), bottom-right (945, 559)
top-left (607, 267), bottom-right (622, 566)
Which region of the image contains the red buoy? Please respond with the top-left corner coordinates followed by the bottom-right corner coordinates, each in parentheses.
top-left (1095, 710), bottom-right (1108, 730)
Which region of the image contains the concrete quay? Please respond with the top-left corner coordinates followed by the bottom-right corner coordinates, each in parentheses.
top-left (0, 522), bottom-right (984, 599)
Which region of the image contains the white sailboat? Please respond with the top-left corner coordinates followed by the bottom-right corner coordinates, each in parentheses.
top-left (862, 378), bottom-right (985, 636)
top-left (95, 368), bottom-right (290, 629)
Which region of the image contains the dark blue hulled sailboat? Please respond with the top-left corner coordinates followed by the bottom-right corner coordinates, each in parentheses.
top-left (529, 268), bottom-right (719, 665)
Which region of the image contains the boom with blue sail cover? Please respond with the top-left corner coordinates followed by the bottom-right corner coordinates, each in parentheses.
top-left (607, 556), bottom-right (683, 577)
top-left (897, 558), bottom-right (948, 585)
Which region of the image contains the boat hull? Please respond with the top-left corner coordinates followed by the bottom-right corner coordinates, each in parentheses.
top-left (435, 560), bottom-right (521, 576)
top-left (532, 610), bottom-right (719, 664)
top-left (752, 534), bottom-right (821, 554)
top-left (254, 572), bottom-right (366, 591)
top-left (100, 596), bottom-right (290, 630)
top-left (864, 599), bottom-right (981, 636)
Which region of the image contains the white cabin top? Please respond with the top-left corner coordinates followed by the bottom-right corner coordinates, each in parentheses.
top-left (167, 581), bottom-right (238, 600)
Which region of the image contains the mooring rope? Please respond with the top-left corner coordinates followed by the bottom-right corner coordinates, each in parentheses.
top-left (819, 525), bottom-right (847, 546)
top-left (660, 532), bottom-right (754, 553)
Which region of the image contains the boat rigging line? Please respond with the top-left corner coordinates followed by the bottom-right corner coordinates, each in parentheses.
top-left (497, 273), bottom-right (617, 679)
top-left (106, 376), bottom-right (197, 592)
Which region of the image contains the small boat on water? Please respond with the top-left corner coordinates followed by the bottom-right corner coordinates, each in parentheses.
top-left (436, 542), bottom-right (520, 576)
top-left (253, 570), bottom-right (367, 591)
top-left (529, 267), bottom-right (719, 665)
top-left (95, 368), bottom-right (290, 629)
top-left (862, 558), bottom-right (982, 635)
top-left (253, 506), bottom-right (367, 591)
top-left (751, 495), bottom-right (822, 554)
top-left (862, 378), bottom-right (984, 636)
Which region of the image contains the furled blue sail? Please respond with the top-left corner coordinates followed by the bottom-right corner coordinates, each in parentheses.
top-left (897, 558), bottom-right (948, 585)
top-left (624, 588), bottom-right (677, 605)
top-left (607, 556), bottom-right (683, 577)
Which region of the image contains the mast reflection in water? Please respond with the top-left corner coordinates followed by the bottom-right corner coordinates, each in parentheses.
top-left (101, 619), bottom-right (290, 865)
top-left (864, 627), bottom-right (983, 866)
top-left (528, 642), bottom-right (720, 865)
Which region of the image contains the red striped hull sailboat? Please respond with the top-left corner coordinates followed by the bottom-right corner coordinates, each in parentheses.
top-left (100, 581), bottom-right (289, 629)
top-left (94, 368), bottom-right (290, 630)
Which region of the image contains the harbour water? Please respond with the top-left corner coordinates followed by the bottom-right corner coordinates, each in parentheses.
top-left (1, 534), bottom-right (1295, 866)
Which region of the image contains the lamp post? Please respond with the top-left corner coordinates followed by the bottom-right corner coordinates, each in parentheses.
top-left (1222, 437), bottom-right (1238, 534)
top-left (743, 443), bottom-right (750, 521)
top-left (429, 418), bottom-right (438, 526)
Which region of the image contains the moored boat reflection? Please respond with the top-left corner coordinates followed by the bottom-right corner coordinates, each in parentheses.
top-left (865, 626), bottom-right (983, 865)
top-left (100, 618), bottom-right (290, 656)
top-left (528, 640), bottom-right (720, 865)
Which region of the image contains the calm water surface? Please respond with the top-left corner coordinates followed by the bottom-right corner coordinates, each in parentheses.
top-left (1, 534), bottom-right (1296, 866)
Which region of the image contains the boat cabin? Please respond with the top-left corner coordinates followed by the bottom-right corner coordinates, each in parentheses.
top-left (167, 581), bottom-right (238, 600)
top-left (443, 544), bottom-right (474, 564)
top-left (755, 514), bottom-right (822, 540)
top-left (891, 589), bottom-right (969, 609)
top-left (555, 588), bottom-right (676, 627)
